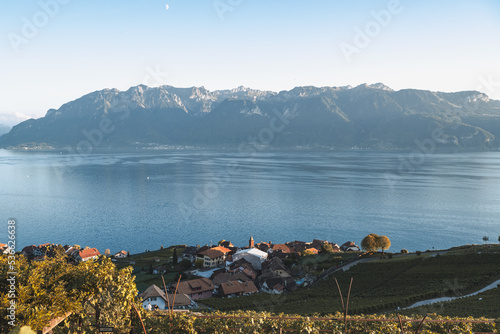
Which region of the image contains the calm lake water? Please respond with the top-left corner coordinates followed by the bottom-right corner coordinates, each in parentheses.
top-left (1, 149), bottom-right (499, 254)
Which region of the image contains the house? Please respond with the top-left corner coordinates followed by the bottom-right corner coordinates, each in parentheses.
top-left (114, 250), bottom-right (127, 258)
top-left (311, 239), bottom-right (327, 250)
top-left (255, 242), bottom-right (272, 252)
top-left (22, 245), bottom-right (37, 257)
top-left (76, 248), bottom-right (101, 262)
top-left (271, 244), bottom-right (293, 254)
top-left (140, 284), bottom-right (168, 310)
top-left (211, 246), bottom-right (232, 255)
top-left (212, 272), bottom-right (252, 288)
top-left (197, 248), bottom-right (225, 268)
top-left (303, 247), bottom-right (319, 255)
top-left (286, 241), bottom-right (309, 253)
top-left (175, 278), bottom-right (215, 300)
top-left (165, 293), bottom-right (196, 309)
top-left (182, 246), bottom-right (198, 262)
top-left (340, 241), bottom-right (360, 252)
top-left (218, 280), bottom-right (244, 297)
top-left (21, 244), bottom-right (51, 259)
top-left (262, 258), bottom-right (292, 278)
top-left (65, 246), bottom-right (80, 260)
top-left (218, 280), bottom-right (259, 298)
top-left (260, 277), bottom-right (295, 294)
top-left (232, 248), bottom-right (268, 270)
top-left (139, 284), bottom-right (195, 310)
top-left (330, 243), bottom-right (341, 252)
top-left (227, 258), bottom-right (257, 279)
top-left (240, 281), bottom-right (259, 295)
top-left (0, 243), bottom-right (10, 254)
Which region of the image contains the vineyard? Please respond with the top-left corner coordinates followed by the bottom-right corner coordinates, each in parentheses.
top-left (2, 245), bottom-right (499, 333)
top-left (127, 311), bottom-right (499, 333)
top-left (202, 248), bottom-right (500, 317)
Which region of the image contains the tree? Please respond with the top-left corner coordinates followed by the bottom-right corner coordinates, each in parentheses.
top-left (104, 249), bottom-right (111, 256)
top-left (173, 248), bottom-right (178, 265)
top-left (361, 234), bottom-right (379, 252)
top-left (194, 259), bottom-right (204, 269)
top-left (376, 235), bottom-right (391, 255)
top-left (498, 235), bottom-right (500, 243)
top-left (361, 234), bottom-right (391, 255)
top-left (179, 259), bottom-right (192, 271)
top-left (218, 239), bottom-right (226, 246)
top-left (0, 254), bottom-right (139, 333)
top-left (321, 243), bottom-right (334, 253)
top-left (302, 249), bottom-right (316, 256)
top-left (483, 236), bottom-right (489, 243)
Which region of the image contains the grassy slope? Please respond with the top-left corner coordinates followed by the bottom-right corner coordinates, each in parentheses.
top-left (113, 246), bottom-right (186, 291)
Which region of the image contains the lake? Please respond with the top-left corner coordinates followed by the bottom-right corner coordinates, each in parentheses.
top-left (1, 149), bottom-right (499, 254)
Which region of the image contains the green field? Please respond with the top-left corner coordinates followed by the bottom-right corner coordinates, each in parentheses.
top-left (201, 245), bottom-right (500, 318)
top-left (113, 245), bottom-right (187, 291)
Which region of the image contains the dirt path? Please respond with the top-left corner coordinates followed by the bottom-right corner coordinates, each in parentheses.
top-left (404, 278), bottom-right (500, 309)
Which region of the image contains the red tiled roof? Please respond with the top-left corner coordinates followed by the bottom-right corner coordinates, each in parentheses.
top-left (220, 281), bottom-right (244, 295)
top-left (79, 248), bottom-right (101, 259)
top-left (176, 278), bottom-right (214, 295)
top-left (272, 244), bottom-right (292, 253)
top-left (241, 281), bottom-right (258, 294)
top-left (198, 248), bottom-right (224, 259)
top-left (305, 247), bottom-right (319, 254)
top-left (211, 246), bottom-right (231, 254)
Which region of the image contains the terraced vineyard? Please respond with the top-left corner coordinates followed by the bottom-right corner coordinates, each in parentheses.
top-left (202, 245), bottom-right (500, 317)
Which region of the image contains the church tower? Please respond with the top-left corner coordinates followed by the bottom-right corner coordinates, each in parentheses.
top-left (249, 235), bottom-right (254, 248)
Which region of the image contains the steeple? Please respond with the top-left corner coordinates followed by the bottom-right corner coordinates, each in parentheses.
top-left (249, 235), bottom-right (254, 248)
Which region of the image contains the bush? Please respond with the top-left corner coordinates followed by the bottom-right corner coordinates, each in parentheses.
top-left (416, 251), bottom-right (422, 256)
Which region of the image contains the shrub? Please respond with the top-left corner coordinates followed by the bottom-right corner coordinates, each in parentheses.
top-left (416, 250), bottom-right (422, 256)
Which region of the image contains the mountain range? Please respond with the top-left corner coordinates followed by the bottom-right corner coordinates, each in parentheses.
top-left (1, 83), bottom-right (500, 150)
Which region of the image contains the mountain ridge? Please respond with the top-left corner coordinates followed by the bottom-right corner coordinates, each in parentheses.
top-left (2, 83), bottom-right (500, 150)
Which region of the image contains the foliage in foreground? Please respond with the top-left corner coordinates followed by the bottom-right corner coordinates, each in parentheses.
top-left (130, 310), bottom-right (497, 334)
top-left (0, 253), bottom-right (141, 333)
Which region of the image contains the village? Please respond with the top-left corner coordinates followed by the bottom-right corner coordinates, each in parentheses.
top-left (16, 236), bottom-right (362, 312)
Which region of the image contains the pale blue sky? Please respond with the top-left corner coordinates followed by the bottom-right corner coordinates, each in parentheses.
top-left (1, 0), bottom-right (500, 125)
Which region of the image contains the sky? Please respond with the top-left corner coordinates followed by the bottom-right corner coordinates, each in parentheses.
top-left (1, 0), bottom-right (500, 126)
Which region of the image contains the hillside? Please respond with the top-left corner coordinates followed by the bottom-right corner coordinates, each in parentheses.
top-left (0, 124), bottom-right (11, 136)
top-left (2, 84), bottom-right (500, 150)
top-left (201, 244), bottom-right (500, 318)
